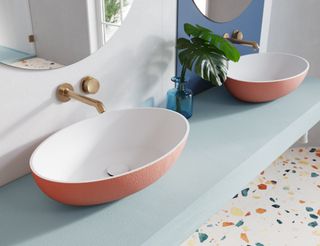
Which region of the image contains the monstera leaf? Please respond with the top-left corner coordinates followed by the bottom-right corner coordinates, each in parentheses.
top-left (177, 24), bottom-right (240, 86)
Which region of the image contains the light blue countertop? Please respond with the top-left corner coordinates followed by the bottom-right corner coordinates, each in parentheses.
top-left (1, 77), bottom-right (320, 246)
top-left (0, 45), bottom-right (34, 64)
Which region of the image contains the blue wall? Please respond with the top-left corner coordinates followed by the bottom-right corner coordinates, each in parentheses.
top-left (177, 0), bottom-right (265, 93)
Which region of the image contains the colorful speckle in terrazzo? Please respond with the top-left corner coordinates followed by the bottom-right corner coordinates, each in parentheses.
top-left (306, 207), bottom-right (314, 212)
top-left (235, 220), bottom-right (244, 227)
top-left (256, 208), bottom-right (266, 214)
top-left (198, 233), bottom-right (208, 243)
top-left (308, 221), bottom-right (318, 228)
top-left (181, 147), bottom-right (320, 245)
top-left (258, 184), bottom-right (267, 190)
top-left (241, 188), bottom-right (250, 197)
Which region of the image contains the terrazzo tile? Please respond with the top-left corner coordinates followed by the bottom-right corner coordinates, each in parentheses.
top-left (181, 147), bottom-right (320, 246)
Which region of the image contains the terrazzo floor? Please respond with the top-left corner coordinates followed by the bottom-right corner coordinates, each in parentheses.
top-left (182, 147), bottom-right (320, 246)
top-left (11, 57), bottom-right (63, 70)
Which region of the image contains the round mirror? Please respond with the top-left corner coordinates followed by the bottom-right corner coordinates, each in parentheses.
top-left (0, 0), bottom-right (133, 70)
top-left (193, 0), bottom-right (252, 23)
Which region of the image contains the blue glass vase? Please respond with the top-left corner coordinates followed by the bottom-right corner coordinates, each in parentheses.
top-left (166, 77), bottom-right (193, 119)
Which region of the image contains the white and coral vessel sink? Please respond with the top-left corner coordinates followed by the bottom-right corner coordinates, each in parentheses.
top-left (225, 52), bottom-right (310, 102)
top-left (30, 108), bottom-right (189, 206)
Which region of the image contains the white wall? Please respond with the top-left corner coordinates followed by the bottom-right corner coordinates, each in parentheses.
top-left (268, 0), bottom-right (320, 146)
top-left (0, 0), bottom-right (177, 187)
top-left (0, 0), bottom-right (35, 54)
top-left (28, 0), bottom-right (93, 65)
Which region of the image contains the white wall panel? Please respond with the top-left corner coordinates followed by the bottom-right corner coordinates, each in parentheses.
top-left (0, 0), bottom-right (35, 54)
top-left (28, 0), bottom-right (92, 65)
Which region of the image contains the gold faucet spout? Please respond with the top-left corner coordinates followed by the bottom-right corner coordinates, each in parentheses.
top-left (223, 30), bottom-right (260, 50)
top-left (225, 37), bottom-right (260, 50)
top-left (57, 83), bottom-right (106, 114)
top-left (67, 90), bottom-right (106, 113)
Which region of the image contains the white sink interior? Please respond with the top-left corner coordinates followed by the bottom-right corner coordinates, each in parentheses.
top-left (228, 52), bottom-right (309, 83)
top-left (30, 108), bottom-right (189, 183)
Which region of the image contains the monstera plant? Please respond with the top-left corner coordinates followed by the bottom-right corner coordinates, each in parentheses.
top-left (177, 24), bottom-right (240, 86)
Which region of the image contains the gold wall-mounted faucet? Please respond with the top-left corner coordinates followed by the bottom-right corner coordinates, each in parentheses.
top-left (57, 77), bottom-right (106, 114)
top-left (224, 30), bottom-right (260, 50)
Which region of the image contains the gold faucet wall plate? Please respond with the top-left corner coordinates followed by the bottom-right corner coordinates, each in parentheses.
top-left (57, 83), bottom-right (74, 102)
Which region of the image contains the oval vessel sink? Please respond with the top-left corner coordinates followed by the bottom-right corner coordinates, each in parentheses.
top-left (225, 52), bottom-right (309, 102)
top-left (30, 108), bottom-right (189, 206)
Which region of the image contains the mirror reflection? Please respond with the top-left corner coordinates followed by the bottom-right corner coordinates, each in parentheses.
top-left (0, 0), bottom-right (133, 70)
top-left (193, 0), bottom-right (252, 23)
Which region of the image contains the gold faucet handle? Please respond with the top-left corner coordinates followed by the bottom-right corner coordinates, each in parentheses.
top-left (81, 76), bottom-right (100, 94)
top-left (231, 30), bottom-right (244, 40)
